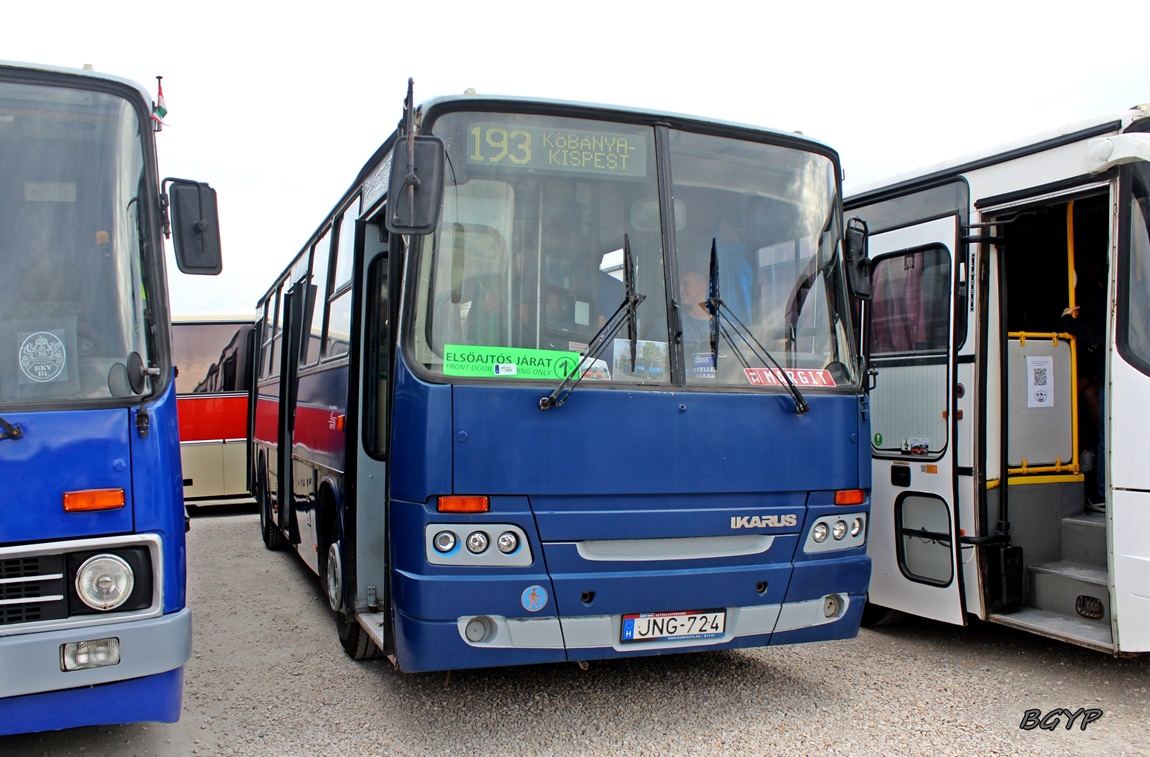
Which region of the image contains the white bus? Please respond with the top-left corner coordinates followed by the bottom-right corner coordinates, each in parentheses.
top-left (846, 105), bottom-right (1150, 654)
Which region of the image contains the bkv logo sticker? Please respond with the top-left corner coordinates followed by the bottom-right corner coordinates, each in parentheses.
top-left (19, 331), bottom-right (67, 383)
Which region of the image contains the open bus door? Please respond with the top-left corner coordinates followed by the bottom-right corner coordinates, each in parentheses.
top-left (864, 216), bottom-right (967, 625)
top-left (1111, 155), bottom-right (1150, 651)
top-left (276, 281), bottom-right (308, 539)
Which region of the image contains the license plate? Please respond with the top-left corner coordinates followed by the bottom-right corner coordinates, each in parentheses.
top-left (620, 609), bottom-right (726, 643)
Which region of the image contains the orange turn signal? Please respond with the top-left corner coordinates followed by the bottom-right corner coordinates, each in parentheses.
top-left (437, 495), bottom-right (490, 513)
top-left (834, 489), bottom-right (866, 506)
top-left (63, 488), bottom-right (126, 512)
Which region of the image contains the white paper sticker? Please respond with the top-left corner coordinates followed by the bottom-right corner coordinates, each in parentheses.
top-left (1026, 355), bottom-right (1054, 408)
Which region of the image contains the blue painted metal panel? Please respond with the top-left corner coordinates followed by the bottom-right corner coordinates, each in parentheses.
top-left (0, 408), bottom-right (133, 544)
top-left (0, 669), bottom-right (183, 736)
top-left (385, 352), bottom-right (871, 671)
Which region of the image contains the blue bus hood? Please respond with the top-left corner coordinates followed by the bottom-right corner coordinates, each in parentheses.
top-left (390, 373), bottom-right (868, 542)
top-left (0, 408), bottom-right (135, 544)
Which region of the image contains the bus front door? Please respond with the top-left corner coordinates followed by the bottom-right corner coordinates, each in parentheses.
top-left (865, 216), bottom-right (966, 625)
top-left (276, 281), bottom-right (307, 538)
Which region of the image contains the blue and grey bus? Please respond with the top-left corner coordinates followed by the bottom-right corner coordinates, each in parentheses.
top-left (252, 84), bottom-right (872, 672)
top-left (0, 61), bottom-right (221, 734)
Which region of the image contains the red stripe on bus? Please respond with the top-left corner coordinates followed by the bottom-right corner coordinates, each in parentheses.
top-left (177, 395), bottom-right (249, 442)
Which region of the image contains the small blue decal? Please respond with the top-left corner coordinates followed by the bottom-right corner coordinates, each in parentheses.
top-left (521, 585), bottom-right (548, 612)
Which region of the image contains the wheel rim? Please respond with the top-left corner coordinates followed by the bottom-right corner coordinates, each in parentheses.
top-left (325, 541), bottom-right (343, 612)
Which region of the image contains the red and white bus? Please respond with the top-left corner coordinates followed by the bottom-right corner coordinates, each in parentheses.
top-left (172, 317), bottom-right (256, 505)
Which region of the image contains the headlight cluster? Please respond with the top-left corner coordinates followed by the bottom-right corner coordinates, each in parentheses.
top-left (426, 524), bottom-right (532, 566)
top-left (805, 514), bottom-right (867, 553)
top-left (75, 554), bottom-right (135, 611)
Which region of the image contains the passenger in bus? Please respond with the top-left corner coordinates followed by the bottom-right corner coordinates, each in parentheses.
top-left (678, 270), bottom-right (713, 350)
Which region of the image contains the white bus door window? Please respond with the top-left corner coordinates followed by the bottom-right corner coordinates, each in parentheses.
top-left (865, 216), bottom-right (965, 625)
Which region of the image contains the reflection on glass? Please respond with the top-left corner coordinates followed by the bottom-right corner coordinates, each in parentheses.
top-left (0, 80), bottom-right (154, 405)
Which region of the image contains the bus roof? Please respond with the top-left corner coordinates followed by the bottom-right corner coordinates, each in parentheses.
top-left (413, 92), bottom-right (834, 150)
top-left (0, 59), bottom-right (153, 104)
top-left (847, 104), bottom-right (1150, 204)
top-left (254, 90), bottom-right (842, 309)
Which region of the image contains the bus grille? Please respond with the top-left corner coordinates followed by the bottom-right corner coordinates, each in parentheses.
top-left (0, 554), bottom-right (68, 626)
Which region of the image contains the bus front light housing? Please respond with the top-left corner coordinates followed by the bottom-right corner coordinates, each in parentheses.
top-left (433, 531), bottom-right (457, 553)
top-left (466, 531), bottom-right (489, 554)
top-left (75, 554), bottom-right (134, 611)
top-left (61, 637), bottom-right (121, 671)
top-left (497, 531), bottom-right (519, 554)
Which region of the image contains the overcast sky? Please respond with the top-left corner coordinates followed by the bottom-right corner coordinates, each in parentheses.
top-left (6, 0), bottom-right (1148, 316)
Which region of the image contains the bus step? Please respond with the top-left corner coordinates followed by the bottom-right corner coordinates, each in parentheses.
top-left (1028, 560), bottom-right (1110, 626)
top-left (1061, 512), bottom-right (1107, 569)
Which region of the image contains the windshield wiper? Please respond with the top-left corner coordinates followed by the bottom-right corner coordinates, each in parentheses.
top-left (0, 415), bottom-right (24, 441)
top-left (540, 234), bottom-right (646, 410)
top-left (704, 240), bottom-right (809, 415)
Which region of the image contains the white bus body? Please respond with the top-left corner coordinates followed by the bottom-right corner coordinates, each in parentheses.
top-left (846, 105), bottom-right (1150, 653)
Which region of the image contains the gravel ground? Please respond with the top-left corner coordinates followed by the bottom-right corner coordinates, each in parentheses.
top-left (3, 506), bottom-right (1149, 756)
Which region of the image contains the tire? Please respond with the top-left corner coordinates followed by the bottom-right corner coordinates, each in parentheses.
top-left (258, 464), bottom-right (286, 550)
top-left (336, 611), bottom-right (383, 661)
top-left (860, 599), bottom-right (903, 628)
top-left (323, 527), bottom-right (382, 660)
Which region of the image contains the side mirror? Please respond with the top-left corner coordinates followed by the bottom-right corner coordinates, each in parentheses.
top-left (386, 135), bottom-right (446, 235)
top-left (166, 179), bottom-right (222, 275)
top-left (845, 216), bottom-right (871, 301)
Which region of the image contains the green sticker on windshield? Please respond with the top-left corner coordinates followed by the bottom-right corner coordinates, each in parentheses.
top-left (444, 344), bottom-right (580, 380)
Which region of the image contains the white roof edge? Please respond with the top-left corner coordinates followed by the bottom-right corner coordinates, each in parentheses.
top-left (0, 59), bottom-right (152, 103)
top-left (848, 105), bottom-right (1150, 198)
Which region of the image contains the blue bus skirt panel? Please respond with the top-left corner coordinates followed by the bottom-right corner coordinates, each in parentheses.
top-left (0, 669), bottom-right (184, 736)
top-left (0, 607), bottom-right (191, 735)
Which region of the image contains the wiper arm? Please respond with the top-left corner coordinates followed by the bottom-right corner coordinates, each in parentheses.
top-left (540, 234), bottom-right (646, 410)
top-left (705, 241), bottom-right (810, 415)
top-left (0, 415), bottom-right (24, 441)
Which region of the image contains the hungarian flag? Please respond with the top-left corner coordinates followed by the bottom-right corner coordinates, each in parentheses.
top-left (151, 77), bottom-right (167, 125)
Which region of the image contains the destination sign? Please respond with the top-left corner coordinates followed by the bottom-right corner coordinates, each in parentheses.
top-left (466, 122), bottom-right (646, 177)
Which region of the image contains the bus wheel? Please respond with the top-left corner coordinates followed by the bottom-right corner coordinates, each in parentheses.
top-left (259, 465), bottom-right (286, 550)
top-left (323, 525), bottom-right (382, 660)
top-left (860, 599), bottom-right (903, 628)
top-left (336, 611), bottom-right (383, 661)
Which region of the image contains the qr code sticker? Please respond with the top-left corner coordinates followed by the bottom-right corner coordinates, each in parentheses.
top-left (1032, 366), bottom-right (1048, 386)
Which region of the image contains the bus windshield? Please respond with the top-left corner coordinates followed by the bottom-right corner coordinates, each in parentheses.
top-left (410, 109), bottom-right (857, 388)
top-left (0, 79), bottom-right (155, 407)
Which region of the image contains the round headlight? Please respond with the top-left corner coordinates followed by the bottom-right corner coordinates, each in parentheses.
top-left (497, 531), bottom-right (519, 554)
top-left (75, 554), bottom-right (134, 611)
top-left (466, 531), bottom-right (489, 554)
top-left (850, 517), bottom-right (864, 537)
top-left (832, 520), bottom-right (848, 540)
top-left (433, 530), bottom-right (457, 553)
top-left (812, 522), bottom-right (829, 543)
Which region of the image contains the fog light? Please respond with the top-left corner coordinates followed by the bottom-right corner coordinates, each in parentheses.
top-left (433, 531), bottom-right (457, 553)
top-left (497, 531), bottom-right (519, 554)
top-left (823, 594), bottom-right (842, 618)
top-left (464, 616), bottom-right (492, 643)
top-left (61, 637), bottom-right (121, 671)
top-left (812, 522), bottom-right (829, 543)
top-left (850, 517), bottom-right (864, 537)
top-left (832, 520), bottom-right (848, 540)
top-left (466, 531), bottom-right (489, 553)
top-left (75, 554), bottom-right (133, 611)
